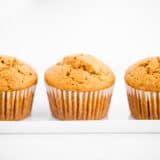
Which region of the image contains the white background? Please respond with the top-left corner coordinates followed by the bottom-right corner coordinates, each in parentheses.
top-left (0, 0), bottom-right (160, 159)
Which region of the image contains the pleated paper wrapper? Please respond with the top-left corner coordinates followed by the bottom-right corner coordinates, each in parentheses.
top-left (46, 85), bottom-right (114, 120)
top-left (126, 84), bottom-right (160, 120)
top-left (0, 85), bottom-right (36, 121)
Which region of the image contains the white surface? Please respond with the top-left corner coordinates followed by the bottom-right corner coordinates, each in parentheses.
top-left (0, 134), bottom-right (160, 160)
top-left (0, 0), bottom-right (160, 159)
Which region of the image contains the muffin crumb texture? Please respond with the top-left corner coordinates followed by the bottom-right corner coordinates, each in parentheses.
top-left (0, 55), bottom-right (37, 91)
top-left (45, 54), bottom-right (115, 91)
top-left (125, 57), bottom-right (160, 91)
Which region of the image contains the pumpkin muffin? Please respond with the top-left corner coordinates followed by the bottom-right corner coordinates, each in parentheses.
top-left (125, 57), bottom-right (160, 119)
top-left (45, 54), bottom-right (115, 120)
top-left (0, 55), bottom-right (38, 120)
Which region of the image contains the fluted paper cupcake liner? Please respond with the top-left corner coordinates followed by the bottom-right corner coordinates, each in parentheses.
top-left (0, 85), bottom-right (36, 121)
top-left (46, 85), bottom-right (114, 120)
top-left (126, 84), bottom-right (160, 120)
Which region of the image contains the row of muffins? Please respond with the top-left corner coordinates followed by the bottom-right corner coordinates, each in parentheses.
top-left (0, 54), bottom-right (159, 120)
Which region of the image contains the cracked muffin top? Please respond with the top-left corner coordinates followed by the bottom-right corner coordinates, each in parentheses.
top-left (125, 57), bottom-right (160, 91)
top-left (45, 54), bottom-right (115, 91)
top-left (0, 55), bottom-right (38, 91)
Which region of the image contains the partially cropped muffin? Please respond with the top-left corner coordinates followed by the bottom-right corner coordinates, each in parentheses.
top-left (45, 54), bottom-right (115, 120)
top-left (125, 57), bottom-right (160, 119)
top-left (0, 55), bottom-right (38, 120)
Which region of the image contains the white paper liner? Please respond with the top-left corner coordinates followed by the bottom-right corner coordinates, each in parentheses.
top-left (126, 84), bottom-right (160, 120)
top-left (0, 85), bottom-right (36, 121)
top-left (46, 85), bottom-right (114, 120)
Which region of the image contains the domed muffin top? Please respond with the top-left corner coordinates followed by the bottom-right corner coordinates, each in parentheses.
top-left (45, 54), bottom-right (115, 91)
top-left (0, 55), bottom-right (38, 91)
top-left (125, 57), bottom-right (160, 91)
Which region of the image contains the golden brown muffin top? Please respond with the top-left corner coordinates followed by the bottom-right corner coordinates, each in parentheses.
top-left (125, 57), bottom-right (160, 91)
top-left (45, 54), bottom-right (115, 91)
top-left (0, 55), bottom-right (38, 91)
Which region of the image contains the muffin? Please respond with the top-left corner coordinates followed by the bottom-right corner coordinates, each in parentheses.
top-left (0, 55), bottom-right (38, 120)
top-left (125, 57), bottom-right (160, 120)
top-left (45, 54), bottom-right (115, 120)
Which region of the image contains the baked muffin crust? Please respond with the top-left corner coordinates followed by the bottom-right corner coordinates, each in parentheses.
top-left (0, 55), bottom-right (38, 91)
top-left (45, 54), bottom-right (115, 91)
top-left (125, 57), bottom-right (160, 91)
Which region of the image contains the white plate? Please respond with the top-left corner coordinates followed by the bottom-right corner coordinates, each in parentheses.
top-left (0, 104), bottom-right (159, 134)
top-left (0, 84), bottom-right (159, 134)
top-left (0, 120), bottom-right (160, 134)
